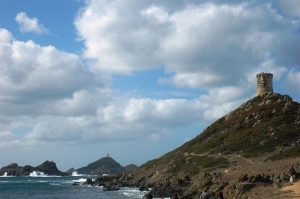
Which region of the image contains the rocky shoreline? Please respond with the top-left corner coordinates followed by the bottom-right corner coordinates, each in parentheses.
top-left (81, 166), bottom-right (299, 199)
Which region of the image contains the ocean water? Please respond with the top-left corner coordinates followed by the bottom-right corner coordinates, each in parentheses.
top-left (0, 175), bottom-right (147, 199)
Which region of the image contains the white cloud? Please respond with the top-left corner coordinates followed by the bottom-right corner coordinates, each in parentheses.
top-left (75, 0), bottom-right (300, 90)
top-left (141, 5), bottom-right (169, 23)
top-left (15, 12), bottom-right (48, 34)
top-left (159, 72), bottom-right (221, 88)
top-left (2, 0), bottom-right (300, 151)
top-left (0, 131), bottom-right (17, 142)
top-left (0, 29), bottom-right (102, 108)
top-left (0, 29), bottom-right (111, 146)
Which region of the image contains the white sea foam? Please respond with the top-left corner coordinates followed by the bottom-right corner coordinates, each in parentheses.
top-left (50, 183), bottom-right (61, 186)
top-left (1, 172), bottom-right (8, 177)
top-left (72, 178), bottom-right (87, 185)
top-left (0, 172), bottom-right (14, 177)
top-left (71, 171), bottom-right (83, 176)
top-left (28, 171), bottom-right (62, 177)
top-left (28, 180), bottom-right (48, 183)
top-left (117, 187), bottom-right (149, 198)
top-left (29, 171), bottom-right (48, 177)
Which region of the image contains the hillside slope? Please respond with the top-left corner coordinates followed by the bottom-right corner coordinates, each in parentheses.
top-left (135, 93), bottom-right (300, 184)
top-left (89, 93), bottom-right (300, 198)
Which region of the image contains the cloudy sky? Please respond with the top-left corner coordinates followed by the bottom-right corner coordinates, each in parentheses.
top-left (0, 0), bottom-right (299, 170)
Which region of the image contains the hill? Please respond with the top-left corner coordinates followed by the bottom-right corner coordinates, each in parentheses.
top-left (77, 156), bottom-right (125, 175)
top-left (131, 93), bottom-right (300, 198)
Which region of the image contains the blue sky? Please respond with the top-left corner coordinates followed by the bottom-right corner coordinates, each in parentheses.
top-left (0, 0), bottom-right (300, 171)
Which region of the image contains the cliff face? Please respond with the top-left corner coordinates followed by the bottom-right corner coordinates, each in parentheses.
top-left (77, 157), bottom-right (125, 175)
top-left (134, 93), bottom-right (300, 184)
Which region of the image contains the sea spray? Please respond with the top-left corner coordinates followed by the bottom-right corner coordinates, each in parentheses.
top-left (29, 171), bottom-right (48, 177)
top-left (71, 171), bottom-right (83, 176)
top-left (1, 172), bottom-right (8, 177)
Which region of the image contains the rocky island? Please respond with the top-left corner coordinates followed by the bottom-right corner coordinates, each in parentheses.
top-left (0, 160), bottom-right (65, 176)
top-left (77, 154), bottom-right (125, 175)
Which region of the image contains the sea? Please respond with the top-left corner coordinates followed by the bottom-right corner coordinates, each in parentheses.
top-left (0, 172), bottom-right (148, 199)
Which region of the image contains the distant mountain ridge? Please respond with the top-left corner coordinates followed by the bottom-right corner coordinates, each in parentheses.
top-left (77, 156), bottom-right (125, 175)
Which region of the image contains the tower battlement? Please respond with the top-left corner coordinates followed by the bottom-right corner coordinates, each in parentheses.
top-left (256, 72), bottom-right (273, 96)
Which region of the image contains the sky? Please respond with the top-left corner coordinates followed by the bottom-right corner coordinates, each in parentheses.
top-left (0, 0), bottom-right (300, 171)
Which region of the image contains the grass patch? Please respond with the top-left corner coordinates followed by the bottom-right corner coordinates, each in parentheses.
top-left (269, 145), bottom-right (300, 161)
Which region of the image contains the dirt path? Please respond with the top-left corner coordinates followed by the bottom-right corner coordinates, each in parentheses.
top-left (281, 181), bottom-right (300, 198)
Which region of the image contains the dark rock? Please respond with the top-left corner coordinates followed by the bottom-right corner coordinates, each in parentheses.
top-left (65, 168), bottom-right (76, 175)
top-left (21, 165), bottom-right (35, 175)
top-left (239, 174), bottom-right (248, 182)
top-left (150, 184), bottom-right (175, 198)
top-left (103, 185), bottom-right (120, 191)
top-left (236, 183), bottom-right (256, 194)
top-left (248, 174), bottom-right (272, 184)
top-left (72, 182), bottom-right (81, 186)
top-left (36, 161), bottom-right (65, 176)
top-left (139, 186), bottom-right (149, 191)
top-left (0, 163), bottom-right (22, 176)
top-left (86, 178), bottom-right (93, 185)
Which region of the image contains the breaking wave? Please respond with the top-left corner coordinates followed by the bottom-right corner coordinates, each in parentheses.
top-left (29, 171), bottom-right (49, 177)
top-left (71, 171), bottom-right (83, 176)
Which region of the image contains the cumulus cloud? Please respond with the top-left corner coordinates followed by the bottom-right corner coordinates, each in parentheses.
top-left (0, 29), bottom-right (101, 103)
top-left (1, 28), bottom-right (239, 147)
top-left (2, 0), bottom-right (300, 150)
top-left (15, 12), bottom-right (48, 34)
top-left (0, 28), bottom-right (110, 144)
top-left (75, 0), bottom-right (300, 90)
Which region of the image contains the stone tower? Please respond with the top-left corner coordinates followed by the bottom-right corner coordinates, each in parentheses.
top-left (256, 72), bottom-right (273, 96)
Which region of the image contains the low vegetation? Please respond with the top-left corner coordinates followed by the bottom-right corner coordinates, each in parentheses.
top-left (140, 93), bottom-right (300, 178)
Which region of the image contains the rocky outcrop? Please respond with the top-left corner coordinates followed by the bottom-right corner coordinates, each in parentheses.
top-left (77, 156), bottom-right (125, 175)
top-left (21, 165), bottom-right (35, 175)
top-left (0, 163), bottom-right (23, 176)
top-left (36, 161), bottom-right (65, 176)
top-left (0, 161), bottom-right (66, 176)
top-left (65, 167), bottom-right (76, 175)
